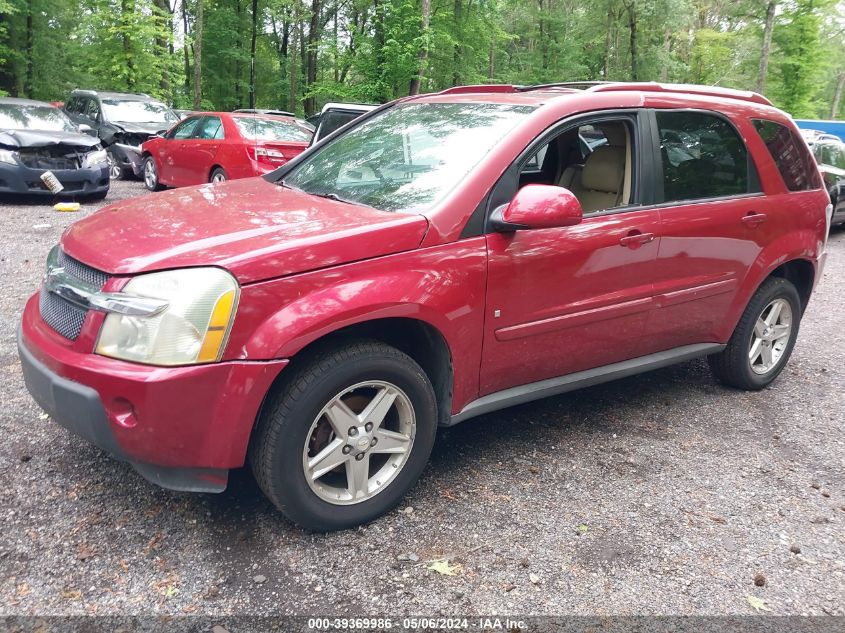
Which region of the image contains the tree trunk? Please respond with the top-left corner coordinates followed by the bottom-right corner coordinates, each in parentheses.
top-left (408, 0), bottom-right (432, 95)
top-left (152, 0), bottom-right (172, 94)
top-left (235, 0), bottom-right (243, 107)
top-left (182, 0), bottom-right (191, 97)
top-left (832, 72), bottom-right (845, 119)
top-left (193, 0), bottom-right (203, 109)
top-left (659, 28), bottom-right (671, 82)
top-left (452, 0), bottom-right (462, 86)
top-left (303, 0), bottom-right (321, 115)
top-left (250, 0), bottom-right (258, 108)
top-left (288, 18), bottom-right (299, 112)
top-left (121, 0), bottom-right (137, 90)
top-left (756, 1), bottom-right (776, 94)
top-left (623, 0), bottom-right (638, 81)
top-left (25, 0), bottom-right (34, 97)
top-left (602, 2), bottom-right (613, 79)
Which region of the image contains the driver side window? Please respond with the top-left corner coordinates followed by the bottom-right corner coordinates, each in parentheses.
top-left (170, 117), bottom-right (201, 139)
top-left (517, 119), bottom-right (634, 215)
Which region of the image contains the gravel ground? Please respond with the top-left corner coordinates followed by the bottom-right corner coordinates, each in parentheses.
top-left (0, 180), bottom-right (843, 617)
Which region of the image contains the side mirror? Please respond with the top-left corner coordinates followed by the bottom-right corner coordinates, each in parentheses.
top-left (78, 124), bottom-right (94, 135)
top-left (491, 184), bottom-right (583, 232)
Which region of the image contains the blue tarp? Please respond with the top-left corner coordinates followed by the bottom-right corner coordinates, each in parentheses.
top-left (794, 119), bottom-right (845, 143)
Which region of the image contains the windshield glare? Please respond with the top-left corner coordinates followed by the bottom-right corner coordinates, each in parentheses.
top-left (234, 117), bottom-right (312, 142)
top-left (102, 99), bottom-right (178, 124)
top-left (0, 104), bottom-right (77, 132)
top-left (283, 103), bottom-right (534, 213)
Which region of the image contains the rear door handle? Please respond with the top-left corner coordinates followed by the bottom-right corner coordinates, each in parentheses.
top-left (742, 212), bottom-right (767, 226)
top-left (619, 231), bottom-right (655, 248)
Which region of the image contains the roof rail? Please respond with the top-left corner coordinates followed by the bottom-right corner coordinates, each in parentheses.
top-left (437, 85), bottom-right (517, 95)
top-left (587, 82), bottom-right (773, 106)
top-left (517, 81), bottom-right (612, 92)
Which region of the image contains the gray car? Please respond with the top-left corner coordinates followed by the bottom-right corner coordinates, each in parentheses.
top-left (0, 98), bottom-right (110, 198)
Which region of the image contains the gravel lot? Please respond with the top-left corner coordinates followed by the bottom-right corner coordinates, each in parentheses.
top-left (0, 179), bottom-right (843, 618)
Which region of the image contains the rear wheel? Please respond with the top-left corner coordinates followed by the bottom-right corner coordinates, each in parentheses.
top-left (210, 167), bottom-right (228, 184)
top-left (708, 277), bottom-right (802, 390)
top-left (250, 340), bottom-right (437, 531)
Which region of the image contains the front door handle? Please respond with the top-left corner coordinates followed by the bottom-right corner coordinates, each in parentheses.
top-left (741, 212), bottom-right (768, 227)
top-left (619, 230), bottom-right (655, 248)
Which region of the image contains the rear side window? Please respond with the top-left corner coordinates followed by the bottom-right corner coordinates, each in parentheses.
top-left (752, 119), bottom-right (821, 191)
top-left (656, 111), bottom-right (758, 202)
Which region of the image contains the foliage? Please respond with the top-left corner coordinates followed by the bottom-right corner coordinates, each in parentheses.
top-left (0, 0), bottom-right (843, 118)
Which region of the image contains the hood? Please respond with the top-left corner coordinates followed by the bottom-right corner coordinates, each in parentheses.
top-left (0, 128), bottom-right (101, 149)
top-left (111, 121), bottom-right (171, 135)
top-left (61, 178), bottom-right (429, 284)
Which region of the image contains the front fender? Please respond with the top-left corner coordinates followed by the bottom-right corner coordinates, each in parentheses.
top-left (225, 239), bottom-right (489, 412)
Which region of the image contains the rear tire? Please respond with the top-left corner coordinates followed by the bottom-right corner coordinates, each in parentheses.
top-left (708, 277), bottom-right (802, 390)
top-left (210, 167), bottom-right (228, 184)
top-left (250, 340), bottom-right (437, 531)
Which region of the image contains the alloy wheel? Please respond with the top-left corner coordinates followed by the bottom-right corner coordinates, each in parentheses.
top-left (144, 159), bottom-right (157, 189)
top-left (211, 172), bottom-right (227, 183)
top-left (302, 381), bottom-right (415, 505)
top-left (108, 153), bottom-right (122, 180)
top-left (748, 298), bottom-right (793, 375)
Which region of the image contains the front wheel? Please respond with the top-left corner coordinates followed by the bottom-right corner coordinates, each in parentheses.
top-left (250, 340), bottom-right (437, 531)
top-left (107, 151), bottom-right (125, 180)
top-left (142, 156), bottom-right (164, 191)
top-left (708, 277), bottom-right (802, 390)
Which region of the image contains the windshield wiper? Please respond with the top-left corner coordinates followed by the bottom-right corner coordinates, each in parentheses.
top-left (309, 191), bottom-right (357, 205)
top-left (279, 180), bottom-right (358, 206)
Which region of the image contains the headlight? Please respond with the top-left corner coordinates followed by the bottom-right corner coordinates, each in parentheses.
top-left (82, 149), bottom-right (108, 168)
top-left (96, 268), bottom-right (239, 366)
top-left (0, 148), bottom-right (18, 165)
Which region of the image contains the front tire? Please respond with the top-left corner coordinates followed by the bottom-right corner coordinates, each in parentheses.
top-left (250, 340), bottom-right (437, 531)
top-left (142, 156), bottom-right (164, 191)
top-left (107, 151), bottom-right (125, 180)
top-left (708, 277), bottom-right (802, 390)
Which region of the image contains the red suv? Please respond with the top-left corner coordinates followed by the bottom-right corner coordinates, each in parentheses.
top-left (18, 82), bottom-right (831, 531)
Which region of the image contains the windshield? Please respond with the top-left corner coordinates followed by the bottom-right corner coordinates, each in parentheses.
top-left (283, 102), bottom-right (534, 213)
top-left (0, 104), bottom-right (77, 132)
top-left (234, 117), bottom-right (312, 142)
top-left (101, 99), bottom-right (178, 125)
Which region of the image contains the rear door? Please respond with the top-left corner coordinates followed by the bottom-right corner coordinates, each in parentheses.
top-left (644, 110), bottom-right (774, 351)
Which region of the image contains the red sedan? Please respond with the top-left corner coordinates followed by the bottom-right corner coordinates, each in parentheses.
top-left (140, 112), bottom-right (313, 190)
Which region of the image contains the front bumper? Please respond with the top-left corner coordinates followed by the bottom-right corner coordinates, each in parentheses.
top-left (19, 293), bottom-right (288, 492)
top-left (109, 143), bottom-right (144, 176)
top-left (0, 162), bottom-right (109, 196)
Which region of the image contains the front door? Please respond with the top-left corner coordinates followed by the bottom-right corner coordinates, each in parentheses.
top-left (480, 113), bottom-right (662, 396)
top-left (179, 116), bottom-right (224, 185)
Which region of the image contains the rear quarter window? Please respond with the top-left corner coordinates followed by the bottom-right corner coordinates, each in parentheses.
top-left (752, 119), bottom-right (821, 191)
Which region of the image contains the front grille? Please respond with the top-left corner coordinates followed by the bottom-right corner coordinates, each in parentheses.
top-left (39, 289), bottom-right (87, 340)
top-left (39, 250), bottom-right (109, 341)
top-left (18, 147), bottom-right (84, 170)
top-left (56, 250), bottom-right (109, 288)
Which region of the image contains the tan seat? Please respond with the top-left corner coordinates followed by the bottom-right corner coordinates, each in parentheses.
top-left (570, 145), bottom-right (626, 213)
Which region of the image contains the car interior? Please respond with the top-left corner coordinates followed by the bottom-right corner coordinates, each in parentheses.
top-left (519, 120), bottom-right (633, 214)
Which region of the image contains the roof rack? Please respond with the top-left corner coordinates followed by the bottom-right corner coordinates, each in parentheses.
top-left (586, 82), bottom-right (773, 106)
top-left (516, 81), bottom-right (612, 92)
top-left (437, 85), bottom-right (517, 95)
